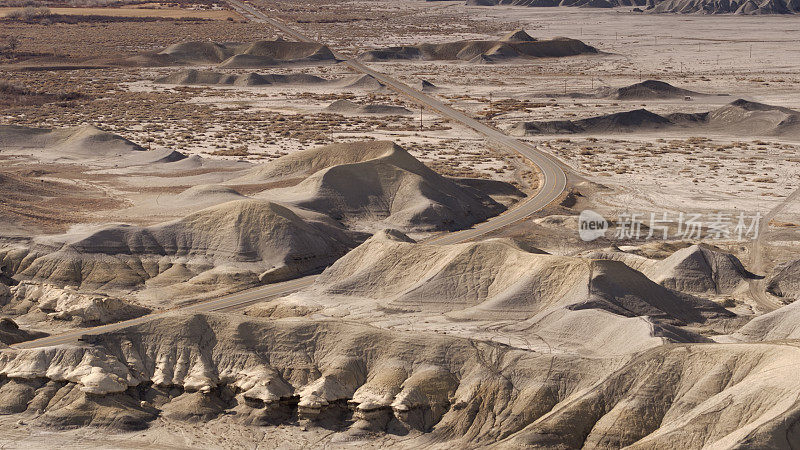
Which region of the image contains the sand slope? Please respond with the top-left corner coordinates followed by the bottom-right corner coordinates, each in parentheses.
top-left (648, 0), bottom-right (799, 14)
top-left (471, 0), bottom-right (797, 12)
top-left (511, 108), bottom-right (674, 135)
top-left (510, 99), bottom-right (800, 137)
top-left (0, 200), bottom-right (355, 299)
top-left (155, 40), bottom-right (338, 67)
top-left (496, 342), bottom-right (800, 448)
top-left (155, 69), bottom-right (328, 86)
top-left (295, 231), bottom-right (729, 323)
top-left (173, 185), bottom-right (247, 209)
top-left (259, 231), bottom-right (731, 356)
top-left (533, 79), bottom-right (711, 100)
top-left (154, 69), bottom-right (387, 92)
top-left (358, 32), bottom-right (598, 63)
top-left (471, 0), bottom-right (645, 7)
top-left (585, 244), bottom-right (755, 294)
top-left (0, 124), bottom-right (185, 166)
top-left (419, 79), bottom-right (440, 92)
top-left (766, 258), bottom-right (800, 303)
top-left (237, 141), bottom-right (510, 232)
top-left (730, 300), bottom-right (800, 341)
top-left (0, 313), bottom-right (796, 448)
top-left (604, 79), bottom-right (706, 100)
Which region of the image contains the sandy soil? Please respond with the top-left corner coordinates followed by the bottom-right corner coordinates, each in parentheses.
top-left (0, 6), bottom-right (241, 20)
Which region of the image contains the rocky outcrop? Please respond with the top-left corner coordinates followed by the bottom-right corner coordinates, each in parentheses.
top-left (2, 282), bottom-right (150, 325)
top-left (0, 313), bottom-right (797, 447)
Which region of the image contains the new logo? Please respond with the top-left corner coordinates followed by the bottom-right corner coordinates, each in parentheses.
top-left (578, 210), bottom-right (608, 242)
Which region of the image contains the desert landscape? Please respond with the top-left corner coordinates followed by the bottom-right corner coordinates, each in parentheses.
top-left (1, 0), bottom-right (800, 448)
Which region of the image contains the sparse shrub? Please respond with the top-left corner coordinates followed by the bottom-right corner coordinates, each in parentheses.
top-left (213, 146), bottom-right (250, 157)
top-left (6, 6), bottom-right (52, 22)
top-left (0, 35), bottom-right (19, 53)
top-left (752, 177), bottom-right (776, 183)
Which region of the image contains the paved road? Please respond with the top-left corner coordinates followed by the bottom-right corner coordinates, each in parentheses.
top-left (12, 276), bottom-right (318, 349)
top-left (10, 1), bottom-right (568, 350)
top-left (226, 0), bottom-right (568, 244)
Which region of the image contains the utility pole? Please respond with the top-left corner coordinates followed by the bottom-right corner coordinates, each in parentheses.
top-left (563, 79), bottom-right (567, 95)
top-left (419, 104), bottom-right (423, 131)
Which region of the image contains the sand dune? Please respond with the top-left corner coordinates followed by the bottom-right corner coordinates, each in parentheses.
top-left (358, 31), bottom-right (598, 63)
top-left (341, 74), bottom-right (387, 90)
top-left (766, 259), bottom-right (800, 303)
top-left (154, 69), bottom-right (387, 91)
top-left (510, 99), bottom-right (800, 136)
top-left (325, 99), bottom-right (412, 115)
top-left (468, 0), bottom-right (798, 13)
top-left (239, 141), bottom-right (511, 232)
top-left (157, 41), bottom-right (230, 64)
top-left (501, 29), bottom-right (537, 41)
top-left (532, 79), bottom-right (711, 100)
top-left (585, 244), bottom-right (756, 294)
top-left (511, 108), bottom-right (673, 134)
top-left (292, 231), bottom-right (730, 323)
top-left (470, 0), bottom-right (645, 6)
top-left (0, 124), bottom-right (185, 166)
top-left (705, 98), bottom-right (800, 135)
top-left (648, 0), bottom-right (799, 14)
top-left (419, 79), bottom-right (440, 92)
top-left (255, 231), bottom-right (731, 356)
top-left (731, 298), bottom-right (800, 341)
top-left (173, 185), bottom-right (247, 208)
top-left (232, 140), bottom-right (403, 183)
top-left (608, 79), bottom-right (707, 99)
top-left (155, 69), bottom-right (328, 86)
top-left (0, 200), bottom-right (355, 299)
top-left (221, 40), bottom-right (337, 66)
top-left (151, 40), bottom-right (338, 68)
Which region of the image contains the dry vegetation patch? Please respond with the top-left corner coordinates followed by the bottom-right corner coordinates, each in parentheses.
top-left (0, 81), bottom-right (83, 106)
top-left (0, 19), bottom-right (274, 62)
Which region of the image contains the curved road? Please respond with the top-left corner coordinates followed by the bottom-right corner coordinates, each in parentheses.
top-left (226, 0), bottom-right (568, 242)
top-left (747, 185), bottom-right (800, 312)
top-left (11, 1), bottom-right (567, 350)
